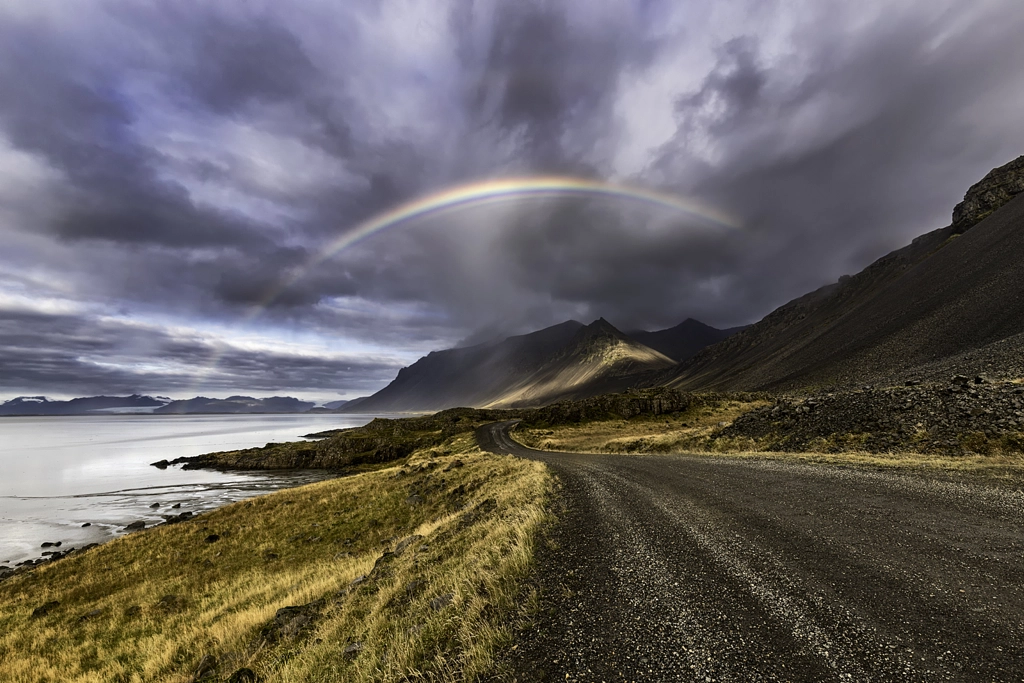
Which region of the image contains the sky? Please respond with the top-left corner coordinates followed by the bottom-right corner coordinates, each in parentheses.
top-left (1, 0), bottom-right (1023, 403)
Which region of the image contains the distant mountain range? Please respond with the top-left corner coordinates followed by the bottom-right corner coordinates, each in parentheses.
top-left (0, 394), bottom-right (316, 416)
top-left (154, 396), bottom-right (316, 414)
top-left (0, 395), bottom-right (168, 416)
top-left (346, 154), bottom-right (1024, 411)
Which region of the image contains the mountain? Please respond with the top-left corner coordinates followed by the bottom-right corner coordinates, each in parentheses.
top-left (484, 318), bottom-right (676, 408)
top-left (322, 399), bottom-right (352, 410)
top-left (307, 397), bottom-right (371, 413)
top-left (345, 320), bottom-right (584, 413)
top-left (0, 395), bottom-right (167, 416)
top-left (666, 154), bottom-right (1024, 391)
top-left (347, 319), bottom-right (674, 412)
top-left (154, 396), bottom-right (315, 414)
top-left (629, 318), bottom-right (747, 362)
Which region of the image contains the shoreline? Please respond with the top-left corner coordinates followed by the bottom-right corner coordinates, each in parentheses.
top-left (0, 469), bottom-right (334, 573)
top-left (0, 412), bottom-right (380, 568)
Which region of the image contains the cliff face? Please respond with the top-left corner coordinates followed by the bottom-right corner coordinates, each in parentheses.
top-left (951, 155), bottom-right (1024, 233)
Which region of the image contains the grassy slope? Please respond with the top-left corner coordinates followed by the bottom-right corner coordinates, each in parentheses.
top-left (517, 398), bottom-right (769, 454)
top-left (0, 435), bottom-right (549, 682)
top-left (516, 401), bottom-right (1024, 475)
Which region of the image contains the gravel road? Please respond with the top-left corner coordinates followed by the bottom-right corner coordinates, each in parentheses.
top-left (476, 421), bottom-right (1024, 682)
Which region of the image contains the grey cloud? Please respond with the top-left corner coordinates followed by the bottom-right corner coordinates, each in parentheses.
top-left (675, 37), bottom-right (767, 134)
top-left (0, 308), bottom-right (401, 400)
top-left (462, 1), bottom-right (661, 169)
top-left (2, 0), bottom-right (1024, 397)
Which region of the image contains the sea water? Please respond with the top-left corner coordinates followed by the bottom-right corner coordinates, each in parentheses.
top-left (0, 413), bottom-right (379, 565)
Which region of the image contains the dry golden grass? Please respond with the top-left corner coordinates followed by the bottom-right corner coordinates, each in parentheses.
top-left (517, 399), bottom-right (769, 454)
top-left (677, 447), bottom-right (1024, 476)
top-left (0, 434), bottom-right (550, 682)
top-left (516, 403), bottom-right (1024, 477)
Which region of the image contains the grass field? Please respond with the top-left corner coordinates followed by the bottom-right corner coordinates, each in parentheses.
top-left (517, 398), bottom-right (769, 454)
top-left (0, 434), bottom-right (550, 682)
top-left (516, 403), bottom-right (1024, 476)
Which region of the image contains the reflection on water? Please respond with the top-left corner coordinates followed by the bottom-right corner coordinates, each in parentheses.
top-left (0, 413), bottom-right (378, 565)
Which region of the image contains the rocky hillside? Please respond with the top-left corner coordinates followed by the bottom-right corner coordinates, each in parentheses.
top-left (160, 407), bottom-right (517, 471)
top-left (521, 387), bottom-right (762, 427)
top-left (667, 154), bottom-right (1024, 392)
top-left (713, 377), bottom-right (1024, 456)
top-left (952, 154), bottom-right (1024, 233)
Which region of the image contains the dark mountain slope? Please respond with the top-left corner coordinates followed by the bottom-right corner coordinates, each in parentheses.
top-left (346, 321), bottom-right (586, 413)
top-left (668, 156), bottom-right (1024, 391)
top-left (630, 318), bottom-right (746, 362)
top-left (348, 319), bottom-right (675, 412)
top-left (486, 319), bottom-right (676, 408)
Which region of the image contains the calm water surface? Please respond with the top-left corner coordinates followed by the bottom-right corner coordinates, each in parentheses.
top-left (0, 413), bottom-right (379, 565)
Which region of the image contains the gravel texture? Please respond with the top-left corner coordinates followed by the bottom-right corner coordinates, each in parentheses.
top-left (478, 422), bottom-right (1024, 682)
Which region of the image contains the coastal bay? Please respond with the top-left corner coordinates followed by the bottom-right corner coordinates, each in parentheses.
top-left (0, 413), bottom-right (379, 566)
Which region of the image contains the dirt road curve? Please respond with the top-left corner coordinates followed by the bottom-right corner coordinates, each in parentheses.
top-left (476, 421), bottom-right (1024, 682)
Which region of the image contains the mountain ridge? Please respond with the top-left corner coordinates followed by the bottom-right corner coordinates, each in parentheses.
top-left (667, 154), bottom-right (1024, 391)
top-left (0, 394), bottom-right (318, 416)
top-left (630, 318), bottom-right (747, 362)
top-left (346, 318), bottom-right (684, 412)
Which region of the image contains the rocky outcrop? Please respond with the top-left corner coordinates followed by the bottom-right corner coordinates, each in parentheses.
top-left (951, 155), bottom-right (1024, 233)
top-left (162, 407), bottom-right (518, 471)
top-left (715, 378), bottom-right (1024, 455)
top-left (523, 387), bottom-right (765, 427)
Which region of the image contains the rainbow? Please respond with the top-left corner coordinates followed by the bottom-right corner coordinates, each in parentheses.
top-left (257, 175), bottom-right (739, 310)
top-left (183, 176), bottom-right (737, 398)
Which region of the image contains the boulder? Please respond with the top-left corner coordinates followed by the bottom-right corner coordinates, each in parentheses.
top-left (393, 535), bottom-right (424, 557)
top-left (190, 654), bottom-right (218, 682)
top-left (31, 601), bottom-right (60, 618)
top-left (226, 668), bottom-right (259, 683)
top-left (430, 593), bottom-right (454, 611)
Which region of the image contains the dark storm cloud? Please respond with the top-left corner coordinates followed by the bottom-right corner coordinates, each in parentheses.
top-left (0, 307), bottom-right (401, 399)
top-left (461, 0), bottom-right (661, 169)
top-left (0, 25), bottom-right (266, 249)
top-left (1, 0), bottom-right (1023, 396)
top-left (643, 7), bottom-right (1024, 324)
top-left (441, 1), bottom-right (1024, 332)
